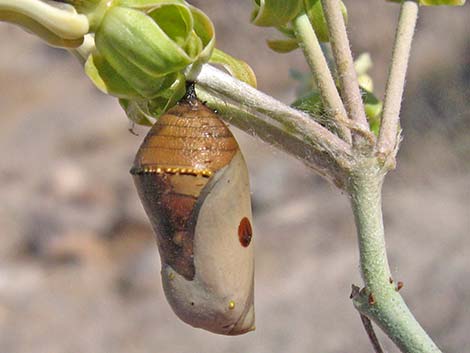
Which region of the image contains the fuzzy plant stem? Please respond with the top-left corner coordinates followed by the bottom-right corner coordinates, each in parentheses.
top-left (377, 0), bottom-right (419, 162)
top-left (193, 65), bottom-right (353, 161)
top-left (196, 88), bottom-right (345, 184)
top-left (348, 158), bottom-right (442, 353)
top-left (321, 0), bottom-right (370, 138)
top-left (292, 12), bottom-right (351, 144)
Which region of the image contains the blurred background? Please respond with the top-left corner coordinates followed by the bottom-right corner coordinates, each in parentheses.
top-left (0, 0), bottom-right (469, 352)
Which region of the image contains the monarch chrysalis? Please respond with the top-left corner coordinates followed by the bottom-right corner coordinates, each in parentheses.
top-left (130, 87), bottom-right (255, 335)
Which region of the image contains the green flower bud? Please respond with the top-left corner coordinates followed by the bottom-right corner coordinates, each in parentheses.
top-left (86, 1), bottom-right (213, 101)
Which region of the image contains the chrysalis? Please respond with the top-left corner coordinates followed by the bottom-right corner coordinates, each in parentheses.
top-left (130, 87), bottom-right (255, 335)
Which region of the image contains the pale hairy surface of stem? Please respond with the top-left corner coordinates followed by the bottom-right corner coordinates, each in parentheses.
top-left (196, 87), bottom-right (347, 186)
top-left (377, 0), bottom-right (418, 162)
top-left (293, 13), bottom-right (351, 144)
top-left (321, 0), bottom-right (370, 137)
top-left (193, 65), bottom-right (353, 165)
top-left (348, 158), bottom-right (442, 353)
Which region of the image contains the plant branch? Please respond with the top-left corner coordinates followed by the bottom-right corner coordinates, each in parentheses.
top-left (348, 158), bottom-right (442, 353)
top-left (196, 88), bottom-right (347, 186)
top-left (192, 64), bottom-right (353, 165)
top-left (321, 0), bottom-right (370, 141)
top-left (293, 12), bottom-right (351, 144)
top-left (377, 0), bottom-right (419, 163)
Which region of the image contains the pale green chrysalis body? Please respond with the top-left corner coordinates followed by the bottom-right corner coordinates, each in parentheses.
top-left (162, 151), bottom-right (254, 335)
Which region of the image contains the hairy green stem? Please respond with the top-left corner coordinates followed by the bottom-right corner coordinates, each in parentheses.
top-left (193, 65), bottom-right (353, 164)
top-left (377, 0), bottom-right (419, 162)
top-left (348, 158), bottom-right (442, 353)
top-left (196, 87), bottom-right (347, 187)
top-left (293, 12), bottom-right (351, 144)
top-left (321, 0), bottom-right (370, 140)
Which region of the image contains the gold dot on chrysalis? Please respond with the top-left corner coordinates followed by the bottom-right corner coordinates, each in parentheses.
top-left (228, 300), bottom-right (235, 310)
top-left (168, 272), bottom-right (175, 281)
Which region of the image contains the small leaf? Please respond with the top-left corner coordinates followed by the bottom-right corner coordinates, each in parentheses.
top-left (304, 0), bottom-right (348, 42)
top-left (361, 88), bottom-right (382, 136)
top-left (291, 91), bottom-right (323, 116)
top-left (251, 0), bottom-right (303, 27)
top-left (361, 89), bottom-right (382, 119)
top-left (210, 48), bottom-right (257, 87)
top-left (292, 88), bottom-right (383, 135)
top-left (267, 38), bottom-right (299, 53)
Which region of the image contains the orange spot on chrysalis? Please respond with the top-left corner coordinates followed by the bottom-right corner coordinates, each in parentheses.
top-left (238, 217), bottom-right (253, 247)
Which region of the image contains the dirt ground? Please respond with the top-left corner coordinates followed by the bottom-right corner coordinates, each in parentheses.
top-left (0, 1), bottom-right (469, 352)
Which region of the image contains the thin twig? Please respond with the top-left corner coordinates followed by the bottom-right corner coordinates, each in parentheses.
top-left (360, 314), bottom-right (385, 353)
top-left (293, 12), bottom-right (351, 144)
top-left (377, 0), bottom-right (419, 161)
top-left (321, 0), bottom-right (370, 142)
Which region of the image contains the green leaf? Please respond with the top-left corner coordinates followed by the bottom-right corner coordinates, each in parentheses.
top-left (267, 38), bottom-right (299, 53)
top-left (304, 0), bottom-right (348, 42)
top-left (251, 0), bottom-right (303, 27)
top-left (210, 48), bottom-right (257, 87)
top-left (292, 87), bottom-right (383, 135)
top-left (291, 91), bottom-right (323, 116)
top-left (361, 89), bottom-right (382, 119)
